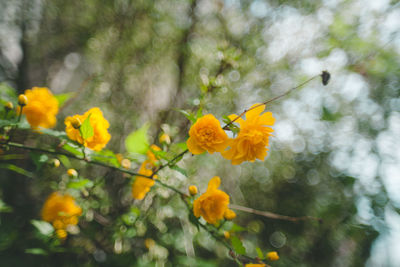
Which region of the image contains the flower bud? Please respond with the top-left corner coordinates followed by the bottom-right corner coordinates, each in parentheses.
top-left (159, 133), bottom-right (171, 144)
top-left (70, 117), bottom-right (82, 129)
top-left (144, 238), bottom-right (155, 249)
top-left (223, 231), bottom-right (230, 239)
top-left (121, 158), bottom-right (131, 169)
top-left (67, 168), bottom-right (78, 178)
top-left (56, 229), bottom-right (68, 239)
top-left (5, 102), bottom-right (14, 111)
top-left (18, 94), bottom-right (28, 106)
top-left (52, 159), bottom-right (61, 168)
top-left (188, 185), bottom-right (198, 196)
top-left (223, 209), bottom-right (236, 220)
top-left (266, 251), bottom-right (279, 261)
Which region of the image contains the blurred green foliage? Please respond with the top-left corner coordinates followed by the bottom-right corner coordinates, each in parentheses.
top-left (0, 0), bottom-right (400, 266)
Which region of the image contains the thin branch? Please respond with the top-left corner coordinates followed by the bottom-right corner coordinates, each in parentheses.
top-left (3, 141), bottom-right (151, 178)
top-left (230, 204), bottom-right (322, 223)
top-left (223, 74), bottom-right (320, 130)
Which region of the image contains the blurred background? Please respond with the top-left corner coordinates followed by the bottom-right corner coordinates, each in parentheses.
top-left (0, 0), bottom-right (399, 266)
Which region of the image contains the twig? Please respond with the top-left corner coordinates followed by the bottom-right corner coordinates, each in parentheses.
top-left (223, 74), bottom-right (320, 130)
top-left (3, 141), bottom-right (151, 178)
top-left (229, 204), bottom-right (322, 223)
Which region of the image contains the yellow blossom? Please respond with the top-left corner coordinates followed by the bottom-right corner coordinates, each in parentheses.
top-left (41, 192), bottom-right (82, 239)
top-left (65, 107), bottom-right (111, 151)
top-left (187, 114), bottom-right (229, 155)
top-left (222, 104), bottom-right (275, 165)
top-left (245, 264), bottom-right (265, 267)
top-left (266, 251), bottom-right (279, 261)
top-left (131, 145), bottom-right (161, 200)
top-left (193, 176), bottom-right (234, 224)
top-left (147, 144), bottom-right (161, 164)
top-left (132, 158), bottom-right (158, 200)
top-left (189, 185), bottom-right (198, 196)
top-left (18, 88), bottom-right (59, 129)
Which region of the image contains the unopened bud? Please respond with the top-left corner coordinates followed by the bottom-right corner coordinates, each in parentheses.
top-left (67, 168), bottom-right (78, 177)
top-left (266, 251), bottom-right (279, 261)
top-left (189, 185), bottom-right (198, 196)
top-left (70, 117), bottom-right (82, 129)
top-left (5, 102), bottom-right (14, 111)
top-left (223, 231), bottom-right (230, 239)
top-left (121, 158), bottom-right (131, 169)
top-left (52, 159), bottom-right (61, 168)
top-left (159, 133), bottom-right (171, 144)
top-left (18, 94), bottom-right (28, 106)
top-left (224, 209), bottom-right (236, 220)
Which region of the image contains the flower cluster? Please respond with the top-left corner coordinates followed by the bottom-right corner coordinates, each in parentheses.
top-left (65, 107), bottom-right (111, 151)
top-left (131, 145), bottom-right (161, 200)
top-left (41, 192), bottom-right (82, 239)
top-left (18, 87), bottom-right (59, 129)
top-left (193, 176), bottom-right (235, 224)
top-left (187, 104), bottom-right (275, 165)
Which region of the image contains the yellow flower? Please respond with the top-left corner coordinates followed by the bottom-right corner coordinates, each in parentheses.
top-left (132, 145), bottom-right (162, 200)
top-left (222, 104), bottom-right (275, 165)
top-left (41, 192), bottom-right (82, 239)
top-left (131, 162), bottom-right (156, 200)
top-left (147, 144), bottom-right (161, 164)
top-left (266, 251), bottom-right (279, 261)
top-left (245, 264), bottom-right (265, 267)
top-left (18, 87), bottom-right (59, 128)
top-left (193, 176), bottom-right (234, 224)
top-left (187, 114), bottom-right (229, 155)
top-left (65, 107), bottom-right (111, 151)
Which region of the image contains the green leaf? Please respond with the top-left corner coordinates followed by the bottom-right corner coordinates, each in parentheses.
top-left (176, 109), bottom-right (196, 123)
top-left (231, 236), bottom-right (246, 255)
top-left (256, 247), bottom-right (265, 259)
top-left (62, 143), bottom-right (83, 157)
top-left (125, 123), bottom-right (150, 154)
top-left (67, 179), bottom-right (94, 189)
top-left (196, 107), bottom-right (203, 119)
top-left (91, 149), bottom-right (120, 167)
top-left (0, 119), bottom-right (17, 128)
top-left (0, 199), bottom-right (13, 213)
top-left (30, 152), bottom-right (49, 171)
top-left (0, 163), bottom-right (34, 178)
top-left (39, 128), bottom-right (69, 139)
top-left (31, 220), bottom-right (54, 236)
top-left (79, 114), bottom-right (94, 140)
top-left (25, 248), bottom-right (48, 255)
top-left (229, 223), bottom-right (246, 232)
top-left (55, 93), bottom-right (74, 108)
top-left (170, 165), bottom-right (188, 177)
